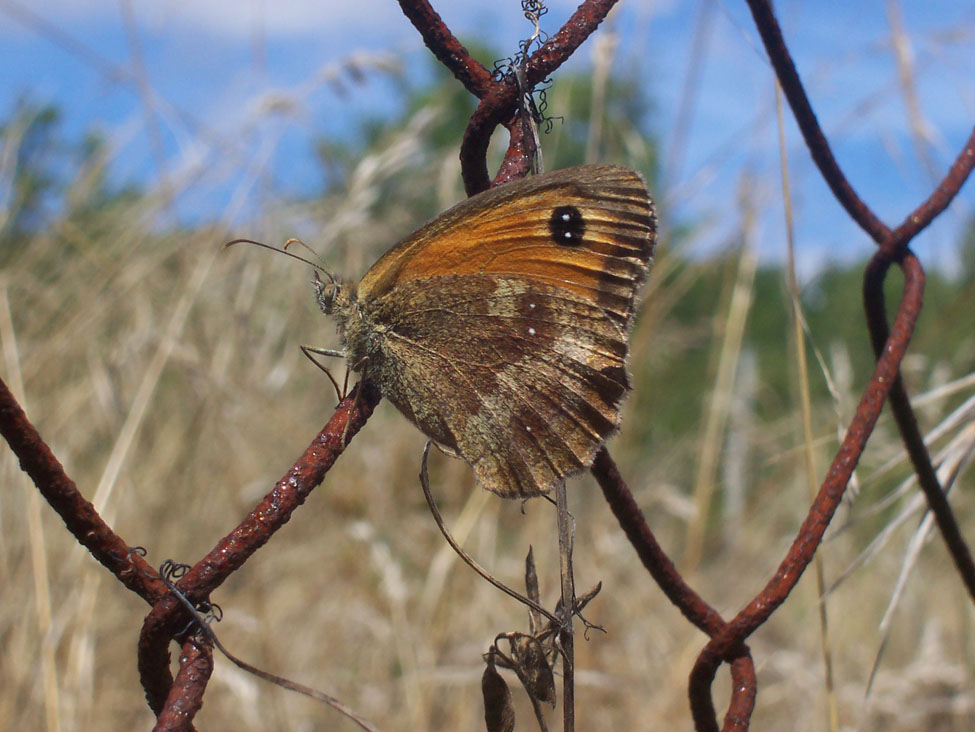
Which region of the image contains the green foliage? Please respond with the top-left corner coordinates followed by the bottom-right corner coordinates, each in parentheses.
top-left (0, 99), bottom-right (140, 262)
top-left (960, 214), bottom-right (975, 285)
top-left (0, 101), bottom-right (61, 243)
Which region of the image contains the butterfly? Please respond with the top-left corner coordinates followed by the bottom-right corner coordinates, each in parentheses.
top-left (314, 164), bottom-right (655, 499)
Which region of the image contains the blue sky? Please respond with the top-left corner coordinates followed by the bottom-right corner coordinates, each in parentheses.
top-left (1, 1), bottom-right (973, 272)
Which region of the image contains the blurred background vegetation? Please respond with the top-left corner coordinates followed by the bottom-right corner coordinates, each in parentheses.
top-left (1, 28), bottom-right (973, 732)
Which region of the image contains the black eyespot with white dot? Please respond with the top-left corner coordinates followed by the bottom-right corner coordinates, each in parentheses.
top-left (549, 205), bottom-right (585, 246)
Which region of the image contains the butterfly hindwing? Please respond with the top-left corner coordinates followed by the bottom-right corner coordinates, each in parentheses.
top-left (365, 274), bottom-right (633, 497)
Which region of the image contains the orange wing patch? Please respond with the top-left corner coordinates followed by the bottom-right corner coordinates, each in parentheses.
top-left (356, 166), bottom-right (655, 313)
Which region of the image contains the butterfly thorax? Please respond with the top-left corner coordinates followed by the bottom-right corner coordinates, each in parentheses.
top-left (318, 280), bottom-right (386, 375)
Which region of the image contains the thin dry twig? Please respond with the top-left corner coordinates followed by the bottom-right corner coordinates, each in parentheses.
top-left (418, 443), bottom-right (559, 625)
top-left (554, 480), bottom-right (576, 732)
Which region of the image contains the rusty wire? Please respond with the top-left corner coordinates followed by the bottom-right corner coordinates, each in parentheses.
top-left (0, 1), bottom-right (972, 730)
top-left (151, 636), bottom-right (213, 732)
top-left (138, 380), bottom-right (381, 720)
top-left (0, 380), bottom-right (166, 602)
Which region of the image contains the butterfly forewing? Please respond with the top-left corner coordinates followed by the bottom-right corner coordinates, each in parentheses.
top-left (357, 166), bottom-right (654, 309)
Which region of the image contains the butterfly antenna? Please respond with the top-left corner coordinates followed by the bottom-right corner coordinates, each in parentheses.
top-left (284, 237), bottom-right (337, 285)
top-left (284, 237), bottom-right (323, 262)
top-left (284, 238), bottom-right (338, 286)
top-left (223, 238), bottom-right (332, 280)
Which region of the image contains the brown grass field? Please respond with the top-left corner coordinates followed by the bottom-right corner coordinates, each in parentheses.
top-left (1, 7), bottom-right (973, 731)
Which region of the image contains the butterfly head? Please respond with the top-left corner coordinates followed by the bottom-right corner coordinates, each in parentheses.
top-left (313, 270), bottom-right (341, 314)
top-left (312, 270), bottom-right (369, 353)
top-left (314, 268), bottom-right (359, 315)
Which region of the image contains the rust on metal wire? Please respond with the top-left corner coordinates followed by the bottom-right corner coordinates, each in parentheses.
top-left (744, 0), bottom-right (891, 243)
top-left (0, 378), bottom-right (166, 602)
top-left (686, 250), bottom-right (924, 728)
top-left (677, 6), bottom-right (975, 726)
top-left (888, 128), bottom-right (975, 248)
top-left (593, 449), bottom-right (727, 636)
top-left (139, 381), bottom-right (381, 714)
top-left (593, 448), bottom-right (756, 729)
top-left (456, 0), bottom-right (621, 193)
top-left (397, 0), bottom-right (493, 97)
top-left (151, 637), bottom-right (213, 732)
top-left (864, 252), bottom-right (975, 599)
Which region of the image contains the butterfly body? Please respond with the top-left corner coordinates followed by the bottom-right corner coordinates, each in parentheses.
top-left (319, 165), bottom-right (655, 498)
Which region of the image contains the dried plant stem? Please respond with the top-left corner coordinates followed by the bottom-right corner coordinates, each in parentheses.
top-left (776, 82), bottom-right (839, 732)
top-left (555, 481), bottom-right (575, 732)
top-left (418, 444), bottom-right (559, 624)
top-left (151, 571), bottom-right (383, 732)
top-left (684, 194), bottom-right (757, 573)
top-left (0, 286), bottom-right (61, 732)
top-left (886, 0), bottom-right (939, 183)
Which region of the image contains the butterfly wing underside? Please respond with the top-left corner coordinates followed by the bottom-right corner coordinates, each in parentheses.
top-left (357, 166), bottom-right (655, 497)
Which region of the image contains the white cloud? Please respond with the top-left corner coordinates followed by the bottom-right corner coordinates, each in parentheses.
top-left (13, 1), bottom-right (647, 41)
top-left (9, 0), bottom-right (408, 40)
top-left (146, 0), bottom-right (397, 38)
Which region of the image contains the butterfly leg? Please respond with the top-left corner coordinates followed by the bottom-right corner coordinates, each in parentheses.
top-left (300, 344), bottom-right (346, 403)
top-left (338, 357), bottom-right (373, 445)
top-left (301, 345), bottom-right (346, 359)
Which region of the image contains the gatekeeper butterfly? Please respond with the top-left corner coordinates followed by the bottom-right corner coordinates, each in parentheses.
top-left (308, 164), bottom-right (655, 499)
